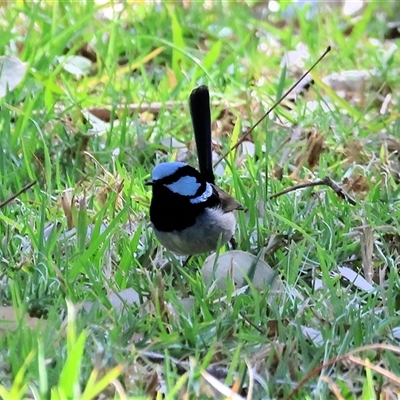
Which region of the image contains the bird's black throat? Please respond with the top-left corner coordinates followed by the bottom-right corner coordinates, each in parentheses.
top-left (149, 183), bottom-right (220, 232)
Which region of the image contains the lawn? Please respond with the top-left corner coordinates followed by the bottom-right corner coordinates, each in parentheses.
top-left (1, 1), bottom-right (400, 399)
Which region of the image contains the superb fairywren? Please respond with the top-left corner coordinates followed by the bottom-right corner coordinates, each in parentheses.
top-left (146, 86), bottom-right (243, 255)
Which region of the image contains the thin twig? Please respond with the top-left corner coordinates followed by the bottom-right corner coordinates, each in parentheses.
top-left (0, 180), bottom-right (37, 209)
top-left (239, 312), bottom-right (264, 333)
top-left (270, 176), bottom-right (356, 206)
top-left (214, 46), bottom-right (331, 167)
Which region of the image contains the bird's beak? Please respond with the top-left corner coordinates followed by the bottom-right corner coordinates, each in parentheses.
top-left (145, 180), bottom-right (153, 186)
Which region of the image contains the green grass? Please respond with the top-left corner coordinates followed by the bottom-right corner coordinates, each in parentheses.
top-left (1, 1), bottom-right (400, 398)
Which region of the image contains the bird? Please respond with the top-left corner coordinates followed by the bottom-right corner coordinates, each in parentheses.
top-left (146, 85), bottom-right (243, 255)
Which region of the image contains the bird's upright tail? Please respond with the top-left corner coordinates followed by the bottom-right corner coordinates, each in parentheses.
top-left (189, 85), bottom-right (215, 185)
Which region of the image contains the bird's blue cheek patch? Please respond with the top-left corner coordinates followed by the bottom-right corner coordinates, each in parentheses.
top-left (190, 182), bottom-right (213, 204)
top-left (166, 176), bottom-right (200, 196)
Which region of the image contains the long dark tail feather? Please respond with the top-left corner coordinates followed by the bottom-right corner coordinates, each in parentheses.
top-left (189, 85), bottom-right (215, 184)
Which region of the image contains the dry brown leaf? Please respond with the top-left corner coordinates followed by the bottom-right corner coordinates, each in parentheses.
top-left (144, 370), bottom-right (161, 398)
top-left (342, 175), bottom-right (370, 196)
top-left (60, 191), bottom-right (74, 230)
top-left (306, 130), bottom-right (325, 169)
top-left (272, 164), bottom-right (284, 180)
top-left (214, 108), bottom-right (237, 139)
top-left (292, 129), bottom-right (325, 177)
top-left (343, 139), bottom-right (366, 164)
top-left (121, 360), bottom-right (158, 394)
top-left (87, 107), bottom-right (114, 123)
top-left (167, 67), bottom-right (178, 89)
top-left (360, 226), bottom-right (374, 284)
top-left (95, 177), bottom-right (124, 209)
top-left (265, 319), bottom-right (289, 338)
